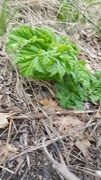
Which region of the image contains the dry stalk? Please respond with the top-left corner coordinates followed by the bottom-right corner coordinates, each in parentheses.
top-left (3, 117), bottom-right (13, 169)
top-left (0, 0), bottom-right (4, 11)
top-left (42, 137), bottom-right (80, 180)
top-left (67, 0), bottom-right (101, 33)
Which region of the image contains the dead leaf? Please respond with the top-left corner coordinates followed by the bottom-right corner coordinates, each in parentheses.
top-left (39, 98), bottom-right (53, 106)
top-left (0, 141), bottom-right (18, 162)
top-left (75, 138), bottom-right (91, 157)
top-left (54, 114), bottom-right (91, 157)
top-left (0, 113), bottom-right (12, 128)
top-left (54, 115), bottom-right (84, 136)
top-left (39, 98), bottom-right (62, 113)
top-left (81, 29), bottom-right (88, 38)
top-left (94, 111), bottom-right (101, 118)
top-left (15, 156), bottom-right (25, 174)
top-left (0, 93), bottom-right (10, 108)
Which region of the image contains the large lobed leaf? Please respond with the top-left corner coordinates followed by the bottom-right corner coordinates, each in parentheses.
top-left (6, 25), bottom-right (80, 81)
top-left (6, 25), bottom-right (101, 110)
top-left (55, 73), bottom-right (88, 109)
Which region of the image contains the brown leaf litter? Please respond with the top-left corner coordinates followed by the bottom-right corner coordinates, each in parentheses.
top-left (53, 114), bottom-right (91, 157)
top-left (39, 98), bottom-right (62, 113)
top-left (0, 141), bottom-right (18, 162)
top-left (0, 112), bottom-right (11, 128)
top-left (0, 0), bottom-right (101, 179)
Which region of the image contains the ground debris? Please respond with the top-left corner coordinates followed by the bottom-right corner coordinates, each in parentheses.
top-left (0, 0), bottom-right (101, 179)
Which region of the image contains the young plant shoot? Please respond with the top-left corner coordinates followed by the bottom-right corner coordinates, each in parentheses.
top-left (6, 25), bottom-right (101, 109)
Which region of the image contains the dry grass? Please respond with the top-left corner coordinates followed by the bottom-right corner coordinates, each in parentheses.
top-left (0, 0), bottom-right (101, 179)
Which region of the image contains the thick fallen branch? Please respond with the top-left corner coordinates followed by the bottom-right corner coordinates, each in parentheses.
top-left (42, 137), bottom-right (80, 180)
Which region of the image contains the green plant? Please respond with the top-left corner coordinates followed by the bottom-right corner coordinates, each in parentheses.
top-left (56, 0), bottom-right (79, 23)
top-left (55, 70), bottom-right (101, 109)
top-left (6, 25), bottom-right (101, 109)
top-left (89, 71), bottom-right (101, 102)
top-left (55, 73), bottom-right (88, 109)
top-left (0, 0), bottom-right (16, 36)
top-left (6, 25), bottom-right (82, 81)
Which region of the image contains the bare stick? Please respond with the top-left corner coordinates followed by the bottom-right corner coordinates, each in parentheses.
top-left (42, 137), bottom-right (80, 180)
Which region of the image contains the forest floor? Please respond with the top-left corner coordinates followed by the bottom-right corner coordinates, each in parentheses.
top-left (0, 0), bottom-right (101, 179)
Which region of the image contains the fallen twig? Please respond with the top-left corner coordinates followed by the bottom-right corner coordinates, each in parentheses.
top-left (10, 109), bottom-right (101, 120)
top-left (42, 137), bottom-right (80, 180)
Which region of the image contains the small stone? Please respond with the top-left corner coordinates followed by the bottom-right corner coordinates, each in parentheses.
top-left (38, 175), bottom-right (42, 180)
top-left (44, 161), bottom-right (48, 165)
top-left (37, 161), bottom-right (40, 165)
